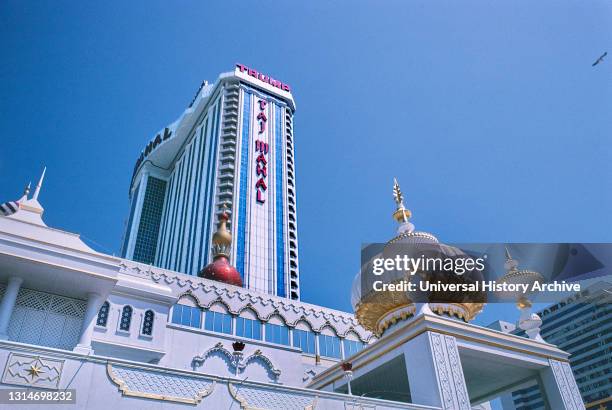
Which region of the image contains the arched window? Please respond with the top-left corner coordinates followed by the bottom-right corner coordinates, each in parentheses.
top-left (141, 310), bottom-right (154, 336)
top-left (265, 315), bottom-right (289, 346)
top-left (319, 327), bottom-right (341, 359)
top-left (204, 303), bottom-right (233, 335)
top-left (96, 301), bottom-right (110, 327)
top-left (236, 309), bottom-right (262, 340)
top-left (293, 321), bottom-right (316, 354)
top-left (343, 332), bottom-right (365, 358)
top-left (119, 305), bottom-right (133, 331)
top-left (171, 296), bottom-right (202, 328)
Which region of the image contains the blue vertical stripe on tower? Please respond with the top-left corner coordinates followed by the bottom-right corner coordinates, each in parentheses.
top-left (236, 92), bottom-right (251, 280)
top-left (275, 105), bottom-right (285, 297)
top-left (186, 127), bottom-right (205, 274)
top-left (121, 183), bottom-right (140, 257)
top-left (196, 117), bottom-right (210, 271)
top-left (200, 103), bottom-right (221, 269)
top-left (175, 142), bottom-right (195, 271)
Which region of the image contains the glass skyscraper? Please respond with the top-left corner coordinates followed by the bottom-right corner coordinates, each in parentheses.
top-left (502, 281), bottom-right (611, 409)
top-left (121, 64), bottom-right (300, 300)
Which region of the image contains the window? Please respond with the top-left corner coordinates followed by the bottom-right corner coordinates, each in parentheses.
top-left (142, 310), bottom-right (154, 336)
top-left (205, 311), bottom-right (233, 334)
top-left (119, 305), bottom-right (133, 331)
top-left (319, 334), bottom-right (341, 359)
top-left (265, 323), bottom-right (289, 346)
top-left (343, 339), bottom-right (365, 358)
top-left (293, 329), bottom-right (316, 354)
top-left (171, 304), bottom-right (202, 328)
top-left (236, 317), bottom-right (262, 340)
top-left (132, 177), bottom-right (167, 264)
top-left (96, 301), bottom-right (110, 327)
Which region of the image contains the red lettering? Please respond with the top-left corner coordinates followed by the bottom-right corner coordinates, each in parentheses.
top-left (255, 153), bottom-right (267, 166)
top-left (255, 140), bottom-right (269, 154)
top-left (236, 65), bottom-right (291, 92)
top-left (255, 178), bottom-right (267, 191)
top-left (256, 164), bottom-right (267, 177)
top-left (256, 189), bottom-right (265, 204)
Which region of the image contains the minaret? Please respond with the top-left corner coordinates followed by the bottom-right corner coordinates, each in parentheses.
top-left (198, 205), bottom-right (243, 287)
top-left (1, 168), bottom-right (47, 225)
top-left (392, 178), bottom-right (415, 234)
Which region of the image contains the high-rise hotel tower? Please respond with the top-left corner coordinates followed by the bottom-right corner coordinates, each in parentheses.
top-left (121, 64), bottom-right (300, 300)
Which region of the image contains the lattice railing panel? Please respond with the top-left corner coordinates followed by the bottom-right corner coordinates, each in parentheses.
top-left (7, 288), bottom-right (86, 350)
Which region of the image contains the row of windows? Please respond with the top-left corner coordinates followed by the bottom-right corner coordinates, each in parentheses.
top-left (96, 302), bottom-right (154, 336)
top-left (169, 303), bottom-right (366, 359)
top-left (132, 176), bottom-right (167, 264)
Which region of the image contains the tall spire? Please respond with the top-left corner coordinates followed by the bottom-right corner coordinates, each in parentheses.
top-left (392, 178), bottom-right (414, 234)
top-left (33, 167), bottom-right (46, 201)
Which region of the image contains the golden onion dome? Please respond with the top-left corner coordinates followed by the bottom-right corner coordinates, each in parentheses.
top-left (498, 247), bottom-right (544, 309)
top-left (352, 178), bottom-right (485, 336)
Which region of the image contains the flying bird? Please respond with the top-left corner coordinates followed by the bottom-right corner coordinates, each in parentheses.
top-left (592, 52), bottom-right (607, 67)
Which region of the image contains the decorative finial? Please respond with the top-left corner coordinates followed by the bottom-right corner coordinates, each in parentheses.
top-left (392, 178), bottom-right (412, 228)
top-left (33, 167), bottom-right (46, 201)
top-left (212, 203), bottom-right (232, 258)
top-left (393, 178), bottom-right (404, 208)
top-left (18, 182), bottom-right (31, 202)
top-left (504, 246), bottom-right (519, 272)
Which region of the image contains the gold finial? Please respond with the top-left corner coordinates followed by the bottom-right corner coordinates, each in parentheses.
top-left (212, 203), bottom-right (232, 258)
top-left (392, 178), bottom-right (412, 223)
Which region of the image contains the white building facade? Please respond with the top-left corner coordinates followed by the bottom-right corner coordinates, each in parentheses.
top-left (0, 177), bottom-right (587, 409)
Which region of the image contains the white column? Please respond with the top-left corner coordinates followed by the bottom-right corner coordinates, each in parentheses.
top-left (0, 276), bottom-right (23, 340)
top-left (403, 331), bottom-right (471, 410)
top-left (314, 333), bottom-right (321, 364)
top-left (74, 292), bottom-right (103, 354)
top-left (540, 359), bottom-right (586, 410)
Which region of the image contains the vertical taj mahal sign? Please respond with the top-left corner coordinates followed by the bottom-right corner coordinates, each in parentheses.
top-left (255, 99), bottom-right (268, 204)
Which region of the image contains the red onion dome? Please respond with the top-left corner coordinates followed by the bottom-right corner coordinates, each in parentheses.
top-left (198, 204), bottom-right (243, 287)
top-left (199, 255), bottom-right (242, 287)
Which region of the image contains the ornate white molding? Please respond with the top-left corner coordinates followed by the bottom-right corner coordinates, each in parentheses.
top-left (121, 259), bottom-right (374, 342)
top-left (549, 359), bottom-right (585, 410)
top-left (2, 353), bottom-right (64, 389)
top-left (107, 362), bottom-right (215, 404)
top-left (228, 382), bottom-right (317, 410)
top-left (429, 333), bottom-right (470, 410)
top-left (193, 342), bottom-right (282, 382)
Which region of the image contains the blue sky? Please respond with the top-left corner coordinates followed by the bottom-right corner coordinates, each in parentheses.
top-left (1, 1), bottom-right (611, 331)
